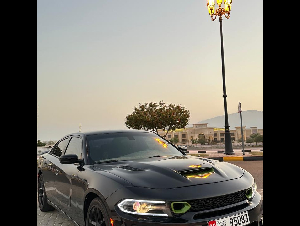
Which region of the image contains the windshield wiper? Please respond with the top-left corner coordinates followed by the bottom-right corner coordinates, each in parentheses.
top-left (95, 159), bottom-right (129, 164)
top-left (95, 159), bottom-right (119, 164)
top-left (148, 155), bottom-right (162, 158)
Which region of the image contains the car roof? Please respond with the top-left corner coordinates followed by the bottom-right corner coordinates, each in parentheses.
top-left (65, 129), bottom-right (151, 137)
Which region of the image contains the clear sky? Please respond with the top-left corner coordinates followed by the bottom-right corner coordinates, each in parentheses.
top-left (37, 0), bottom-right (263, 141)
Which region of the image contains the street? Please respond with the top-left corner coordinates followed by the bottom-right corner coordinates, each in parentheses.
top-left (227, 161), bottom-right (263, 199)
top-left (37, 160), bottom-right (263, 226)
top-left (227, 161), bottom-right (263, 190)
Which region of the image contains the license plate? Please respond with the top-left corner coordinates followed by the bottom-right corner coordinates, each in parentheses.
top-left (208, 211), bottom-right (250, 226)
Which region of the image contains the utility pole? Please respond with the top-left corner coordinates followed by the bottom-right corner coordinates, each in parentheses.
top-left (238, 102), bottom-right (245, 155)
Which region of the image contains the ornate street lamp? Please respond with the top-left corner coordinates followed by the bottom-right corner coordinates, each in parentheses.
top-left (207, 0), bottom-right (234, 155)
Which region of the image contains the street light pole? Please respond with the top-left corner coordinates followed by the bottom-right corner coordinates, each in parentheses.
top-left (37, 103), bottom-right (39, 142)
top-left (219, 16), bottom-right (233, 155)
top-left (207, 0), bottom-right (234, 154)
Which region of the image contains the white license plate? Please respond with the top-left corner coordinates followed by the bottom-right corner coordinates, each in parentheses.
top-left (208, 211), bottom-right (250, 226)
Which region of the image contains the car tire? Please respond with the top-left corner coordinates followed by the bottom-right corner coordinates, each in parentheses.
top-left (86, 198), bottom-right (110, 226)
top-left (37, 174), bottom-right (55, 212)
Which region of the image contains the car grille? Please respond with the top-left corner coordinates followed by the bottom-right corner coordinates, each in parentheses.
top-left (188, 189), bottom-right (248, 212)
top-left (193, 202), bottom-right (249, 220)
top-left (170, 189), bottom-right (248, 218)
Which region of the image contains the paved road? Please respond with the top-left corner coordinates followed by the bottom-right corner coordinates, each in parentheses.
top-left (37, 160), bottom-right (263, 225)
top-left (37, 206), bottom-right (75, 226)
top-left (227, 161), bottom-right (263, 189)
top-left (227, 160), bottom-right (263, 200)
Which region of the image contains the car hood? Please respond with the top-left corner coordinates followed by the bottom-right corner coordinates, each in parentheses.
top-left (91, 156), bottom-right (245, 189)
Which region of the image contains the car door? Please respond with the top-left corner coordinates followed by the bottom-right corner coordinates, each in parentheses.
top-left (68, 136), bottom-right (88, 225)
top-left (52, 135), bottom-right (79, 212)
top-left (55, 135), bottom-right (87, 224)
top-left (42, 137), bottom-right (71, 207)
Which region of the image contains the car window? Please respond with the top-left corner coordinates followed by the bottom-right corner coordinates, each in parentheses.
top-left (49, 137), bottom-right (70, 157)
top-left (64, 136), bottom-right (83, 159)
top-left (86, 132), bottom-right (182, 163)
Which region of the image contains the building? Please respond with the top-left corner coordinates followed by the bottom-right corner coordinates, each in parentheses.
top-left (158, 123), bottom-right (263, 145)
top-left (233, 126), bottom-right (263, 142)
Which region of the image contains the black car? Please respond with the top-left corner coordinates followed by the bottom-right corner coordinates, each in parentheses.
top-left (37, 130), bottom-right (263, 226)
top-left (177, 145), bottom-right (188, 153)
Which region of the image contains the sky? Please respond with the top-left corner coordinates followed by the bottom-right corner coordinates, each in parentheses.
top-left (37, 0), bottom-right (263, 141)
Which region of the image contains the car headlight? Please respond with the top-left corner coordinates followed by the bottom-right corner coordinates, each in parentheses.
top-left (117, 199), bottom-right (171, 217)
top-left (246, 181), bottom-right (257, 200)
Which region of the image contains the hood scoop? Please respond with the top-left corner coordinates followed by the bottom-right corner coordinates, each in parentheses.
top-left (176, 166), bottom-right (215, 179)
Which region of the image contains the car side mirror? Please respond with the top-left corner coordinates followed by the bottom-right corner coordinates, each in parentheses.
top-left (59, 154), bottom-right (79, 164)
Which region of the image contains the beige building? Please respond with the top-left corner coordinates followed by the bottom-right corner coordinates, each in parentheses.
top-left (158, 123), bottom-right (263, 145)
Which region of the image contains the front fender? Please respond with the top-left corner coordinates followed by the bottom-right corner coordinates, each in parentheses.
top-left (82, 169), bottom-right (130, 222)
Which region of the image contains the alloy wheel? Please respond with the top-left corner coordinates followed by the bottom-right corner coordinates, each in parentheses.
top-left (87, 205), bottom-right (106, 226)
top-left (38, 175), bottom-right (45, 206)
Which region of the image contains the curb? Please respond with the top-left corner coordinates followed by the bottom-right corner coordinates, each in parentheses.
top-left (243, 149), bottom-right (263, 152)
top-left (209, 156), bottom-right (263, 162)
top-left (187, 149), bottom-right (263, 154)
top-left (187, 150), bottom-right (207, 153)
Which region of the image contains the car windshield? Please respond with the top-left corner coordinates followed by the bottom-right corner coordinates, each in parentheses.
top-left (86, 131), bottom-right (183, 163)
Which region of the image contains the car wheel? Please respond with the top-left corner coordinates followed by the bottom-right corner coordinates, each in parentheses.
top-left (37, 174), bottom-right (55, 212)
top-left (86, 198), bottom-right (110, 226)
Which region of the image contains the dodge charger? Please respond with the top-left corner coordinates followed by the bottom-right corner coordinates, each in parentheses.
top-left (37, 130), bottom-right (263, 226)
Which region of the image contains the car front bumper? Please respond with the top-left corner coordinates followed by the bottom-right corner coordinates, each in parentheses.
top-left (111, 193), bottom-right (263, 226)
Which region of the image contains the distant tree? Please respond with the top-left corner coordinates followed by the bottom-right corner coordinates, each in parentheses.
top-left (197, 137), bottom-right (206, 145)
top-left (125, 101), bottom-right (190, 136)
top-left (46, 140), bottom-right (56, 145)
top-left (211, 140), bottom-right (218, 145)
top-left (37, 140), bottom-right (46, 147)
top-left (169, 137), bottom-right (179, 144)
top-left (250, 133), bottom-right (263, 146)
top-left (191, 138), bottom-right (198, 144)
top-left (246, 137), bottom-right (254, 143)
top-left (197, 134), bottom-right (206, 145)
